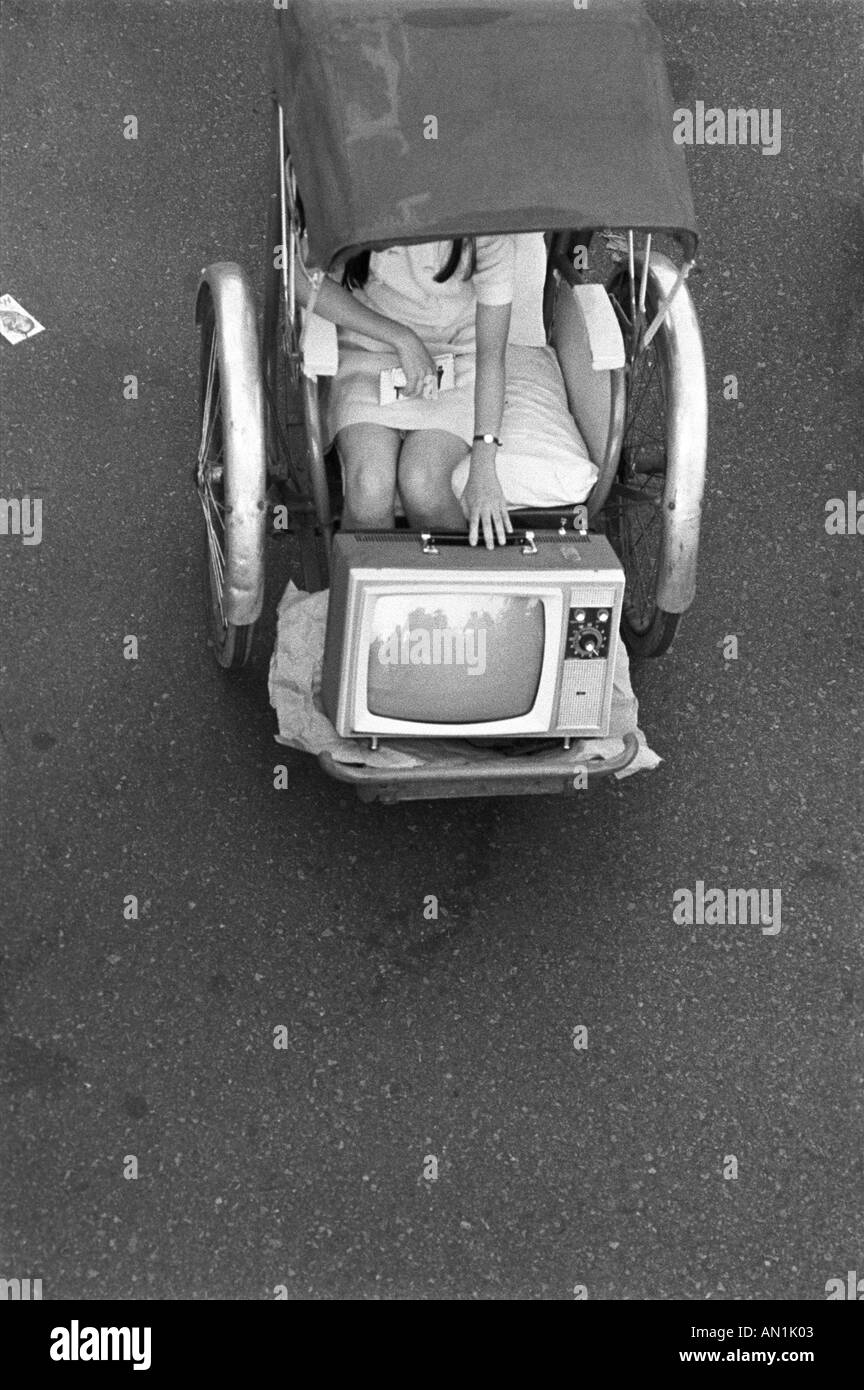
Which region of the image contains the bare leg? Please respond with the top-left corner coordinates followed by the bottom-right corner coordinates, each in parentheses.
top-left (337, 424), bottom-right (401, 530)
top-left (398, 429), bottom-right (469, 531)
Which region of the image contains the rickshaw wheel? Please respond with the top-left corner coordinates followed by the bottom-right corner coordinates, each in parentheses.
top-left (604, 270), bottom-right (681, 658)
top-left (196, 287), bottom-right (261, 669)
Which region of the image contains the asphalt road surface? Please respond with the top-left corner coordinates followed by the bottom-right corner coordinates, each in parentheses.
top-left (1, 0), bottom-right (862, 1301)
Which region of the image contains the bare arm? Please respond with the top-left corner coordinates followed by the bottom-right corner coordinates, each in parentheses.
top-left (460, 300), bottom-right (512, 547)
top-left (294, 258), bottom-right (435, 395)
top-left (473, 299), bottom-right (510, 441)
top-left (294, 262), bottom-right (396, 345)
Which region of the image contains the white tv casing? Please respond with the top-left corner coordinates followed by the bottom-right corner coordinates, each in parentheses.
top-left (321, 532), bottom-right (625, 740)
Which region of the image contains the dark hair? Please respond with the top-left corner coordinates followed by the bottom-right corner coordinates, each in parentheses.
top-left (342, 236), bottom-right (477, 290)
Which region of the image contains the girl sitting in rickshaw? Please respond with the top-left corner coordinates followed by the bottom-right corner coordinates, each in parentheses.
top-left (293, 234), bottom-right (516, 551)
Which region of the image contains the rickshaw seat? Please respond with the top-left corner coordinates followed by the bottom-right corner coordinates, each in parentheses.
top-left (550, 278), bottom-right (621, 473)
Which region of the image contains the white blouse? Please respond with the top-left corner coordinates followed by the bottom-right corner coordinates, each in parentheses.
top-left (336, 235), bottom-right (516, 349)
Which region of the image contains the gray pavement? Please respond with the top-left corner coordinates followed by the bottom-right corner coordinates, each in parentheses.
top-left (0, 0), bottom-right (862, 1300)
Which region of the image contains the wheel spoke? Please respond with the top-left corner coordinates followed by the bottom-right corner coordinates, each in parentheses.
top-left (626, 511), bottom-right (653, 607)
top-left (200, 491), bottom-right (225, 570)
top-left (198, 334), bottom-right (221, 471)
top-left (624, 353), bottom-right (659, 445)
top-left (200, 501), bottom-right (226, 627)
top-left (624, 488), bottom-right (662, 622)
top-left (199, 489), bottom-right (226, 577)
top-left (205, 474), bottom-right (224, 514)
top-left (196, 327), bottom-right (229, 633)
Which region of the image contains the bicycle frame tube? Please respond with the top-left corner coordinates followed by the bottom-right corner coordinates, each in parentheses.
top-left (263, 100), bottom-right (333, 544)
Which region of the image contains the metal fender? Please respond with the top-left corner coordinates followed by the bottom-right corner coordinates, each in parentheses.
top-left (195, 262), bottom-right (267, 628)
top-left (647, 254), bottom-right (708, 614)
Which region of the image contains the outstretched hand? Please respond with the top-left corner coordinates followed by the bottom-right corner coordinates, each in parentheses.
top-left (460, 463), bottom-right (512, 549)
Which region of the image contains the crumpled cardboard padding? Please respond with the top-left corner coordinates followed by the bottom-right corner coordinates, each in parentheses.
top-left (268, 582), bottom-right (661, 779)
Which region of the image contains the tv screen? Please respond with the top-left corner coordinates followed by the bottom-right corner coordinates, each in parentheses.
top-left (366, 592), bottom-right (545, 724)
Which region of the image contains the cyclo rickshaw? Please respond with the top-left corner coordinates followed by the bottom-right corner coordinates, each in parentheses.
top-left (194, 0), bottom-right (707, 802)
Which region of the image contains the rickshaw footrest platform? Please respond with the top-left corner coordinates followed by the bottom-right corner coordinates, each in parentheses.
top-left (317, 732), bottom-right (639, 802)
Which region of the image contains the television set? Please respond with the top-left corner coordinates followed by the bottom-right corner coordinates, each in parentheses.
top-left (321, 531), bottom-right (625, 743)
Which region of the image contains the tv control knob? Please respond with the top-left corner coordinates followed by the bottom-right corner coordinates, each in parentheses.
top-left (574, 610), bottom-right (586, 623)
top-left (598, 610), bottom-right (609, 622)
top-left (578, 626), bottom-right (602, 655)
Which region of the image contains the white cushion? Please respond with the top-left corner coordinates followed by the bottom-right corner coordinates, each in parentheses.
top-left (571, 284), bottom-right (626, 369)
top-left (300, 309), bottom-right (339, 378)
top-left (507, 233), bottom-right (548, 347)
top-left (450, 344), bottom-right (598, 509)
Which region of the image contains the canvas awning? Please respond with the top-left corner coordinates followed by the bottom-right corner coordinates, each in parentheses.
top-left (274, 0), bottom-right (698, 268)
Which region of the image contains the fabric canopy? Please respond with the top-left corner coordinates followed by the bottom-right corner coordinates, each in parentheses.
top-left (274, 0), bottom-right (697, 269)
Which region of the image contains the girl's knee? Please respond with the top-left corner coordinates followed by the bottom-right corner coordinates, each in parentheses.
top-left (344, 464), bottom-right (395, 526)
top-left (396, 456), bottom-right (428, 511)
top-left (346, 459), bottom-right (392, 503)
top-left (398, 458), bottom-right (462, 527)
top-left (339, 428), bottom-right (399, 524)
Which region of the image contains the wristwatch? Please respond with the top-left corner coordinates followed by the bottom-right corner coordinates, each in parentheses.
top-left (473, 433), bottom-right (502, 446)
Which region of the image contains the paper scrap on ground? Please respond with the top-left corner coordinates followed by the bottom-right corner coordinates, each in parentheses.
top-left (0, 294), bottom-right (44, 345)
top-left (268, 582), bottom-right (661, 779)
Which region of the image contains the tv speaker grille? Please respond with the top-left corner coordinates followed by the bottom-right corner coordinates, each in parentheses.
top-left (558, 660), bottom-right (608, 730)
top-left (569, 587), bottom-right (618, 608)
top-left (351, 532), bottom-right (421, 543)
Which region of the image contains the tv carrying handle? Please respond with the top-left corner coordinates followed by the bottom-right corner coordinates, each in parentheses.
top-left (421, 529), bottom-right (538, 556)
